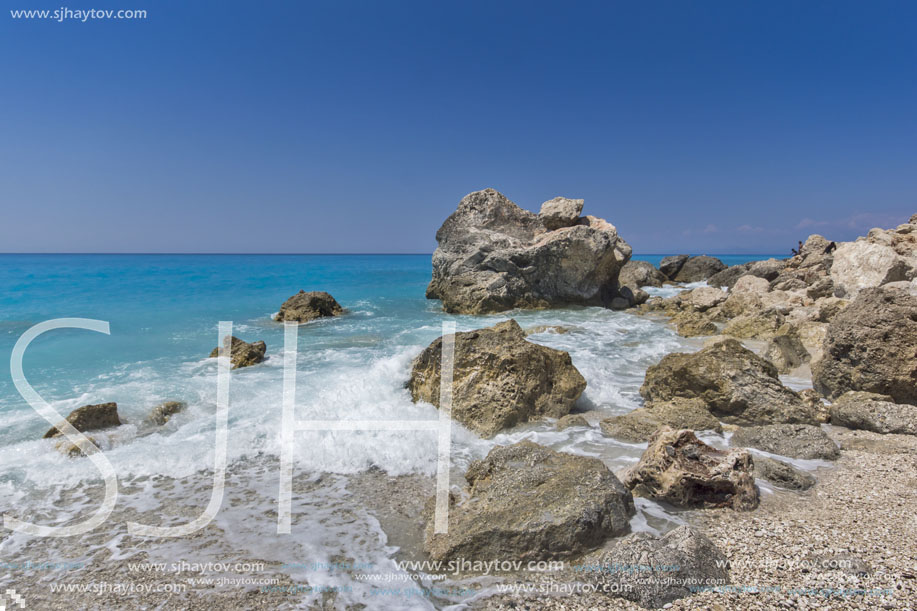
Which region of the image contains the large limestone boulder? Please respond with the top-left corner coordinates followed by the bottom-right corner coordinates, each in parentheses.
top-left (408, 320), bottom-right (586, 437)
top-left (618, 260), bottom-right (667, 288)
top-left (730, 424), bottom-right (839, 460)
top-left (599, 398), bottom-right (722, 443)
top-left (831, 240), bottom-right (916, 298)
top-left (426, 189), bottom-right (633, 314)
top-left (622, 428), bottom-right (759, 510)
top-left (423, 441), bottom-right (634, 561)
top-left (274, 290), bottom-right (344, 323)
top-left (585, 526), bottom-right (729, 608)
top-left (829, 393), bottom-right (917, 435)
top-left (673, 255), bottom-right (727, 282)
top-left (44, 402), bottom-right (122, 439)
top-left (640, 339), bottom-right (820, 425)
top-left (209, 336), bottom-right (266, 370)
top-left (812, 287), bottom-right (917, 404)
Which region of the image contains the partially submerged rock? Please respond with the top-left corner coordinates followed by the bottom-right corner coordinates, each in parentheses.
top-left (147, 401), bottom-right (187, 426)
top-left (44, 402), bottom-right (122, 439)
top-left (812, 287), bottom-right (917, 404)
top-left (730, 424), bottom-right (839, 460)
top-left (408, 320), bottom-right (586, 437)
top-left (209, 336), bottom-right (266, 370)
top-left (640, 339), bottom-right (820, 425)
top-left (599, 398), bottom-right (722, 443)
top-left (622, 428), bottom-right (759, 511)
top-left (274, 290), bottom-right (343, 323)
top-left (426, 189), bottom-right (633, 314)
top-left (584, 525), bottom-right (729, 609)
top-left (554, 413), bottom-right (590, 430)
top-left (753, 456), bottom-right (816, 491)
top-left (423, 441), bottom-right (635, 561)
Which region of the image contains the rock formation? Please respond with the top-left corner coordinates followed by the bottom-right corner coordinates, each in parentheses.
top-left (829, 392), bottom-right (917, 435)
top-left (44, 402), bottom-right (122, 439)
top-left (275, 290), bottom-right (343, 323)
top-left (408, 320), bottom-right (586, 437)
top-left (423, 441), bottom-right (635, 561)
top-left (812, 287), bottom-right (917, 404)
top-left (622, 428), bottom-right (759, 511)
top-left (599, 398), bottom-right (722, 443)
top-left (209, 336), bottom-right (266, 369)
top-left (147, 401), bottom-right (186, 426)
top-left (425, 189), bottom-right (633, 314)
top-left (640, 339), bottom-right (820, 425)
top-left (730, 424), bottom-right (839, 460)
top-left (753, 456), bottom-right (816, 490)
top-left (618, 260), bottom-right (667, 289)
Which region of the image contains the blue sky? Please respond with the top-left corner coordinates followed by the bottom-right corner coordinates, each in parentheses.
top-left (1, 0), bottom-right (915, 254)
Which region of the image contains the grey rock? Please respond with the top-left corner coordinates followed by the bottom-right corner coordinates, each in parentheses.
top-left (619, 260), bottom-right (667, 288)
top-left (659, 255), bottom-right (690, 279)
top-left (812, 287), bottom-right (917, 404)
top-left (44, 402), bottom-right (121, 439)
top-left (554, 413), bottom-right (590, 430)
top-left (599, 398), bottom-right (722, 443)
top-left (754, 456), bottom-right (815, 490)
top-left (538, 196), bottom-right (584, 231)
top-left (707, 264), bottom-right (751, 289)
top-left (408, 320), bottom-right (586, 437)
top-left (423, 441), bottom-right (634, 561)
top-left (426, 189), bottom-right (633, 314)
top-left (673, 256), bottom-right (727, 283)
top-left (763, 324), bottom-right (811, 373)
top-left (830, 399), bottom-right (917, 435)
top-left (585, 526), bottom-right (729, 609)
top-left (640, 339), bottom-right (819, 425)
top-left (730, 424), bottom-right (839, 460)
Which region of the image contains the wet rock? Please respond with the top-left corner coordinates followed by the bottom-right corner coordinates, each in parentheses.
top-left (554, 413), bottom-right (590, 430)
top-left (622, 428), bottom-right (759, 510)
top-left (209, 336), bottom-right (266, 369)
top-left (55, 436), bottom-right (101, 458)
top-left (426, 189), bottom-right (633, 314)
top-left (44, 402), bottom-right (122, 439)
top-left (619, 260), bottom-right (667, 289)
top-left (730, 424), bottom-right (840, 460)
top-left (522, 324), bottom-right (571, 337)
top-left (408, 320), bottom-right (586, 437)
top-left (763, 324), bottom-right (811, 373)
top-left (753, 456), bottom-right (815, 490)
top-left (423, 441), bottom-right (635, 561)
top-left (599, 398), bottom-right (722, 443)
top-left (147, 401), bottom-right (187, 426)
top-left (640, 339), bottom-right (820, 425)
top-left (659, 255), bottom-right (689, 280)
top-left (274, 290), bottom-right (344, 323)
top-left (585, 525), bottom-right (729, 609)
top-left (673, 256), bottom-right (727, 283)
top-left (538, 196), bottom-right (583, 230)
top-left (812, 287), bottom-right (917, 404)
top-left (830, 396), bottom-right (917, 435)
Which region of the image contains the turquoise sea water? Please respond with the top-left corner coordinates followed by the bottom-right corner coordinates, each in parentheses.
top-left (0, 253), bottom-right (783, 608)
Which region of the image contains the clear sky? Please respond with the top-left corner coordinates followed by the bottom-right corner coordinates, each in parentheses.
top-left (1, 0), bottom-right (915, 254)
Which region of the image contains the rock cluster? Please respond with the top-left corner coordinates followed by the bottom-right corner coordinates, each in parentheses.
top-left (622, 428), bottom-right (760, 511)
top-left (423, 441), bottom-right (634, 561)
top-left (275, 290), bottom-right (344, 323)
top-left (408, 319), bottom-right (586, 437)
top-left (209, 336), bottom-right (266, 370)
top-left (426, 189), bottom-right (633, 314)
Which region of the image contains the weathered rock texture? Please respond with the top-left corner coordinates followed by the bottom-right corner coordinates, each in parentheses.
top-left (622, 428), bottom-right (759, 510)
top-left (426, 189), bottom-right (633, 314)
top-left (599, 398), bottom-right (722, 443)
top-left (673, 255), bottom-right (727, 282)
top-left (812, 287), bottom-right (917, 404)
top-left (44, 402), bottom-right (122, 439)
top-left (423, 441), bottom-right (634, 561)
top-left (829, 394), bottom-right (917, 435)
top-left (730, 424), bottom-right (840, 460)
top-left (585, 526), bottom-right (729, 608)
top-left (618, 260), bottom-right (667, 289)
top-left (640, 339), bottom-right (820, 425)
top-left (754, 456), bottom-right (816, 491)
top-left (147, 401), bottom-right (186, 426)
top-left (209, 336), bottom-right (266, 370)
top-left (764, 324), bottom-right (811, 373)
top-left (274, 290), bottom-right (343, 323)
top-left (408, 320), bottom-right (586, 437)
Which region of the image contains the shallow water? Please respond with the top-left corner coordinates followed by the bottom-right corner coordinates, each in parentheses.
top-left (0, 253), bottom-right (784, 608)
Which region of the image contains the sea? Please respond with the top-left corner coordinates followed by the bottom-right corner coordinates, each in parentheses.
top-left (0, 253), bottom-right (796, 608)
